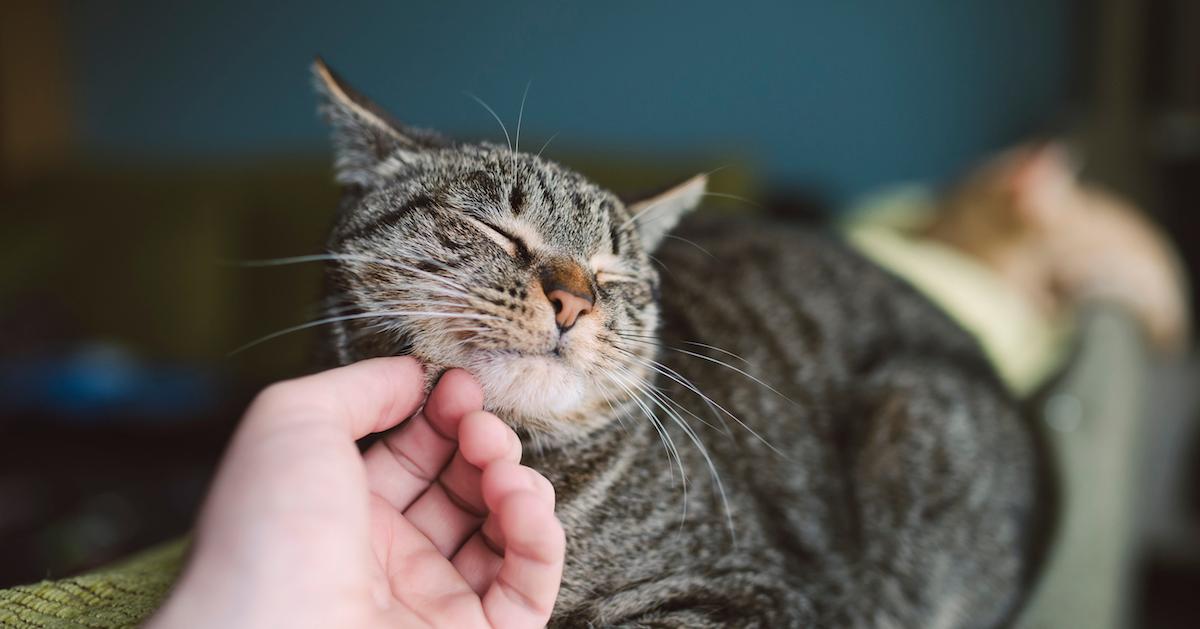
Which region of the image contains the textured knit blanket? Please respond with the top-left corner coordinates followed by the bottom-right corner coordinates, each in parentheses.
top-left (0, 539), bottom-right (185, 628)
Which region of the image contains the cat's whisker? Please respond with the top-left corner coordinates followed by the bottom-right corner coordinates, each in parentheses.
top-left (619, 195), bottom-right (673, 231)
top-left (676, 341), bottom-right (751, 366)
top-left (515, 80), bottom-right (530, 156)
top-left (701, 191), bottom-right (762, 209)
top-left (318, 290), bottom-right (477, 316)
top-left (609, 369), bottom-right (686, 492)
top-left (699, 163), bottom-right (734, 178)
top-left (606, 371), bottom-right (684, 473)
top-left (229, 310), bottom-right (502, 357)
top-left (614, 344), bottom-right (787, 449)
top-left (231, 251), bottom-right (476, 297)
top-left (652, 372), bottom-right (729, 438)
top-left (463, 91), bottom-right (512, 154)
top-left (230, 311), bottom-right (409, 356)
top-left (594, 371), bottom-right (632, 436)
top-left (322, 299), bottom-right (471, 317)
top-left (535, 131), bottom-right (560, 159)
top-left (663, 234), bottom-right (717, 260)
top-left (608, 366), bottom-right (691, 526)
top-left (386, 252), bottom-right (486, 295)
top-left (438, 322), bottom-right (492, 333)
top-left (610, 351), bottom-right (720, 426)
top-left (351, 258), bottom-right (473, 293)
top-left (413, 285), bottom-right (480, 302)
top-left (593, 362), bottom-right (638, 436)
top-left (610, 364), bottom-right (737, 542)
top-left (612, 339), bottom-right (789, 459)
top-left (646, 253), bottom-right (676, 279)
top-left (613, 345), bottom-right (731, 435)
top-left (605, 370), bottom-right (688, 497)
top-left (640, 377), bottom-right (736, 543)
top-left (613, 331), bottom-right (753, 367)
top-left (614, 333), bottom-right (800, 409)
top-left (620, 184), bottom-right (753, 233)
top-left (224, 253), bottom-right (347, 267)
top-left (609, 349), bottom-right (728, 435)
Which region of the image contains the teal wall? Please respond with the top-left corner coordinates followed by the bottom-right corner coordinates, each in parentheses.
top-left (63, 0), bottom-right (1074, 201)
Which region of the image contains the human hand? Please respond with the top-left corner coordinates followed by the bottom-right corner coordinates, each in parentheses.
top-left (149, 357), bottom-right (564, 629)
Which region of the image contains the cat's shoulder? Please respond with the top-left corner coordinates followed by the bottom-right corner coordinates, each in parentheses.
top-left (659, 214), bottom-right (979, 348)
top-left (661, 214), bottom-right (904, 291)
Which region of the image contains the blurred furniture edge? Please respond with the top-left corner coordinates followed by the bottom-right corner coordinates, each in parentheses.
top-left (1016, 306), bottom-right (1150, 629)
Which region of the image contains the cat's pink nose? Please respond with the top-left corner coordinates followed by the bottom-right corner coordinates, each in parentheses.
top-left (540, 259), bottom-right (595, 331)
top-left (546, 289), bottom-right (593, 331)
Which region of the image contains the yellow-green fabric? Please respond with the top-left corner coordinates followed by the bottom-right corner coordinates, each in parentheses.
top-left (0, 539), bottom-right (186, 628)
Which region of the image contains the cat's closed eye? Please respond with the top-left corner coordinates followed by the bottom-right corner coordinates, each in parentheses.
top-left (596, 271), bottom-right (638, 284)
top-left (468, 217), bottom-right (525, 258)
top-left (590, 253), bottom-right (639, 284)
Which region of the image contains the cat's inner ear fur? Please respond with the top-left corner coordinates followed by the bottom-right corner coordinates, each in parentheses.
top-left (312, 58), bottom-right (445, 187)
top-left (627, 174), bottom-right (707, 251)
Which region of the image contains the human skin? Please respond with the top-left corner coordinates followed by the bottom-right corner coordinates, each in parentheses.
top-left (148, 357), bottom-right (565, 629)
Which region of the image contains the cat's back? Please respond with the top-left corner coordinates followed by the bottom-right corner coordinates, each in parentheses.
top-left (655, 214), bottom-right (989, 388)
top-left (648, 215), bottom-right (1044, 627)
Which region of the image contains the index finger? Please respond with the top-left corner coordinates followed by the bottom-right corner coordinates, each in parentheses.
top-left (246, 356), bottom-right (427, 439)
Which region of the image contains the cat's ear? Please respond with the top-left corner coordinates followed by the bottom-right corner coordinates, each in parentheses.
top-left (627, 174), bottom-right (707, 251)
top-left (312, 58), bottom-right (444, 187)
top-left (1008, 142), bottom-right (1078, 226)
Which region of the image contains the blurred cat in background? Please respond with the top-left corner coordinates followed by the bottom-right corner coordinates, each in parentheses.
top-left (929, 142), bottom-right (1189, 352)
top-left (846, 142), bottom-right (1190, 395)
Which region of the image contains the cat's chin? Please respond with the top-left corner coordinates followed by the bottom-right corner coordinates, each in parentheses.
top-left (470, 352), bottom-right (589, 420)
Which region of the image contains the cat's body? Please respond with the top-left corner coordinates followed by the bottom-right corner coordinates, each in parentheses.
top-left (530, 217), bottom-right (1041, 627)
top-left (308, 60), bottom-right (1046, 627)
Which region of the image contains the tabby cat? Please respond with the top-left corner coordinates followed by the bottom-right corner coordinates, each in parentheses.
top-left (924, 141), bottom-right (1190, 352)
top-left (310, 60), bottom-right (1046, 628)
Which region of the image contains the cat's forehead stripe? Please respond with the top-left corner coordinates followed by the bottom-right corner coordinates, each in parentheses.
top-left (508, 182), bottom-right (526, 216)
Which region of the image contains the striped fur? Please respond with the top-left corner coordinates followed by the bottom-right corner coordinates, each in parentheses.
top-left (312, 63), bottom-right (1045, 627)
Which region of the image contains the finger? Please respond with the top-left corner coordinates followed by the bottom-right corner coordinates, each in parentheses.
top-left (481, 491), bottom-right (565, 628)
top-left (246, 356), bottom-right (426, 440)
top-left (459, 411), bottom-right (523, 470)
top-left (480, 464), bottom-right (556, 553)
top-left (481, 462), bottom-right (556, 518)
top-left (453, 462), bottom-right (555, 595)
top-left (363, 369), bottom-right (484, 511)
top-left (403, 412), bottom-right (521, 557)
top-left (369, 496), bottom-right (489, 628)
top-left (450, 411), bottom-right (524, 511)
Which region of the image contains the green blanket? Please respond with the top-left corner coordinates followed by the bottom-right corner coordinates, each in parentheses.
top-left (0, 540), bottom-right (186, 628)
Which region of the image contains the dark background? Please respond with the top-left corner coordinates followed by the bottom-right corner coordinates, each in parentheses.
top-left (2, 1), bottom-right (1198, 625)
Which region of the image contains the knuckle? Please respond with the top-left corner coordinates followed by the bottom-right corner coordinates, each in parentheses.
top-left (252, 379), bottom-right (304, 411)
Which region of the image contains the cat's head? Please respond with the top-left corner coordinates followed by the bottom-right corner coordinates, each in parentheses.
top-left (312, 60), bottom-right (705, 441)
